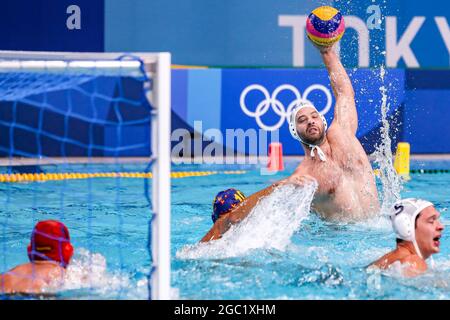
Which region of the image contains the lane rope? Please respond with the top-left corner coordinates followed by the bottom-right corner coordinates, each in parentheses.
top-left (0, 170), bottom-right (247, 183)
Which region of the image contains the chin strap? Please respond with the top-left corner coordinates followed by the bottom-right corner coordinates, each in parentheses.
top-left (428, 256), bottom-right (435, 269)
top-left (414, 241), bottom-right (436, 269)
top-left (412, 240), bottom-right (423, 260)
top-left (309, 145), bottom-right (327, 162)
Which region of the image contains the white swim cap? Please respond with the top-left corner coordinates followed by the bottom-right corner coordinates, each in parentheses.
top-left (289, 102), bottom-right (328, 161)
top-left (390, 198), bottom-right (434, 259)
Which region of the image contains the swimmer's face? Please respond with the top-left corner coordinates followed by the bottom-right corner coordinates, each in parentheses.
top-left (295, 107), bottom-right (325, 145)
top-left (415, 206), bottom-right (444, 258)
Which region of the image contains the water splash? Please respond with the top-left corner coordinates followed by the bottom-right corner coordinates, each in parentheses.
top-left (48, 248), bottom-right (146, 299)
top-left (366, 258), bottom-right (450, 293)
top-left (352, 214), bottom-right (392, 231)
top-left (177, 182), bottom-right (317, 259)
top-left (372, 65), bottom-right (403, 214)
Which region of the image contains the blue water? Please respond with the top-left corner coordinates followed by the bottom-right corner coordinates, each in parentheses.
top-left (0, 159), bottom-right (449, 299)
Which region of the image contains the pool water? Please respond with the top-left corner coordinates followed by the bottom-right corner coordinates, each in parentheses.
top-left (0, 159), bottom-right (449, 299)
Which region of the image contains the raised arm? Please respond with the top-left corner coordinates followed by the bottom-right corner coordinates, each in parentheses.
top-left (320, 47), bottom-right (357, 134)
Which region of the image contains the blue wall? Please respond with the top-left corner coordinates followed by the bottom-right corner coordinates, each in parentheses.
top-left (1, 1), bottom-right (449, 68)
top-left (0, 77), bottom-right (152, 158)
top-left (104, 0), bottom-right (450, 68)
top-left (403, 70), bottom-right (450, 153)
top-left (172, 68), bottom-right (407, 155)
top-left (0, 68), bottom-right (449, 156)
top-left (0, 0), bottom-right (104, 52)
top-left (1, 1), bottom-right (450, 156)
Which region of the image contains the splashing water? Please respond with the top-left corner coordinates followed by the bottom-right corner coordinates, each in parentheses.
top-left (176, 182), bottom-right (318, 259)
top-left (47, 248), bottom-right (146, 299)
top-left (372, 65), bottom-right (403, 214)
top-left (366, 257), bottom-right (450, 296)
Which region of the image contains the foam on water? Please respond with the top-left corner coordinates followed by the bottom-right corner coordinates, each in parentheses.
top-left (176, 182), bottom-right (318, 259)
top-left (352, 213), bottom-right (392, 231)
top-left (48, 248), bottom-right (147, 299)
top-left (366, 257), bottom-right (450, 295)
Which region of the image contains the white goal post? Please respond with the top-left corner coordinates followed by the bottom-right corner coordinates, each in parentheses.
top-left (0, 50), bottom-right (172, 300)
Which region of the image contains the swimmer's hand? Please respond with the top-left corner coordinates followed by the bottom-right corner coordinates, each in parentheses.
top-left (280, 174), bottom-right (317, 187)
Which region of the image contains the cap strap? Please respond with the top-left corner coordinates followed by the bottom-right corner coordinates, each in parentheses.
top-left (310, 145), bottom-right (327, 162)
top-left (412, 240), bottom-right (423, 259)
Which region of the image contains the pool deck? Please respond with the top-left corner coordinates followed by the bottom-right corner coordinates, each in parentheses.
top-left (1, 154), bottom-right (450, 166)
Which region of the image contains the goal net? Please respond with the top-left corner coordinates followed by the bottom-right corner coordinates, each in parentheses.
top-left (0, 51), bottom-right (171, 299)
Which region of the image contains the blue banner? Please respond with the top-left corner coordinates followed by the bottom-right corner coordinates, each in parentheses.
top-left (1, 0), bottom-right (448, 68)
top-left (220, 68), bottom-right (404, 155)
top-left (0, 0), bottom-right (104, 52)
top-left (2, 67), bottom-right (450, 157)
top-left (105, 0), bottom-right (450, 68)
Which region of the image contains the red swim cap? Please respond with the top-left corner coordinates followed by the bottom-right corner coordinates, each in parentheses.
top-left (27, 220), bottom-right (74, 268)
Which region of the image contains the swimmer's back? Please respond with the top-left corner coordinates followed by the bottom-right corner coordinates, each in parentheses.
top-left (0, 262), bottom-right (64, 294)
top-left (370, 247), bottom-right (427, 275)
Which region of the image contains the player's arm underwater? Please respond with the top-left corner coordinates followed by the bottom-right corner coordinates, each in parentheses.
top-left (320, 46), bottom-right (357, 135)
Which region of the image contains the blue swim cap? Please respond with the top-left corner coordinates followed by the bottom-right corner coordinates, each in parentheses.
top-left (212, 188), bottom-right (246, 223)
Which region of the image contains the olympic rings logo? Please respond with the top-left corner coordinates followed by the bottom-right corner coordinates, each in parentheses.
top-left (239, 84), bottom-right (332, 131)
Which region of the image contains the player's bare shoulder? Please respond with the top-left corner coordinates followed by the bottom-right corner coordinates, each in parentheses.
top-left (326, 122), bottom-right (369, 169)
top-left (326, 123), bottom-right (357, 151)
top-left (326, 122), bottom-right (357, 145)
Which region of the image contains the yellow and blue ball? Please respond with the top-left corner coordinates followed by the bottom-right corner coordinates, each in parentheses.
top-left (306, 6), bottom-right (345, 47)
